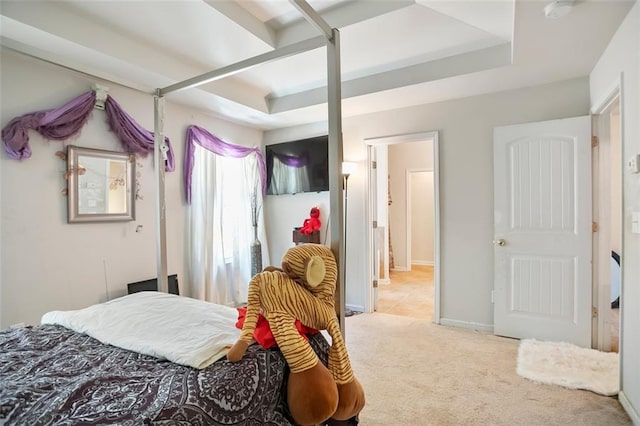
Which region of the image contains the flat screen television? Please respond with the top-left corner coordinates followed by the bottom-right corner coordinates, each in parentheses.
top-left (266, 136), bottom-right (329, 195)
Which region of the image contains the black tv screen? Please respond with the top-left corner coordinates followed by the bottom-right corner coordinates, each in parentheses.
top-left (266, 136), bottom-right (329, 195)
top-left (127, 274), bottom-right (179, 295)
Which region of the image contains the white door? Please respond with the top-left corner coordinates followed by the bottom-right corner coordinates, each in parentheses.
top-left (369, 148), bottom-right (381, 311)
top-left (493, 116), bottom-right (592, 347)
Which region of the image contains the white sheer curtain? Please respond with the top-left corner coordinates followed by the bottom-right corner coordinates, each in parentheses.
top-left (267, 156), bottom-right (310, 195)
top-left (187, 144), bottom-right (269, 306)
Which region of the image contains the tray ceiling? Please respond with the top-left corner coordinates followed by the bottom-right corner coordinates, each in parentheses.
top-left (0, 0), bottom-right (634, 129)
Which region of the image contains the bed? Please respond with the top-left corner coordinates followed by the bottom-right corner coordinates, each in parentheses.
top-left (0, 292), bottom-right (331, 425)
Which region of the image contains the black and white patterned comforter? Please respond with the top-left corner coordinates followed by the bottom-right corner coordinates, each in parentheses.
top-left (0, 324), bottom-right (330, 425)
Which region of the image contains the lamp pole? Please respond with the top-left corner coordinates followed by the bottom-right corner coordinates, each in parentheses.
top-left (341, 161), bottom-right (356, 319)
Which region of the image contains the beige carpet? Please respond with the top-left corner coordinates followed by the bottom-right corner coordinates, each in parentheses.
top-left (345, 313), bottom-right (631, 426)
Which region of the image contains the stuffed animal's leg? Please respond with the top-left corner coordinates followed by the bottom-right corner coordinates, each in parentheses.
top-left (265, 311), bottom-right (318, 373)
top-left (227, 275), bottom-right (261, 362)
top-left (332, 378), bottom-right (366, 421)
top-left (288, 362), bottom-right (338, 426)
top-left (326, 318), bottom-right (355, 384)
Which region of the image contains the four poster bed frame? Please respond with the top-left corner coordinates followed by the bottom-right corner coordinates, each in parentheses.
top-left (1, 4), bottom-right (350, 424)
top-left (153, 0), bottom-right (347, 335)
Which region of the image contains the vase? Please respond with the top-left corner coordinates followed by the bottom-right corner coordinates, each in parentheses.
top-left (250, 225), bottom-right (262, 277)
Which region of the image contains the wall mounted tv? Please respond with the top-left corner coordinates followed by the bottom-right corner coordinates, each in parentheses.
top-left (266, 136), bottom-right (329, 195)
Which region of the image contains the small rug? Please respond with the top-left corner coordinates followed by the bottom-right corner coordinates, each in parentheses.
top-left (517, 339), bottom-right (619, 396)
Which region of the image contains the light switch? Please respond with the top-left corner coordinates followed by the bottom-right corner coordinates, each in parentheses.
top-left (632, 212), bottom-right (640, 234)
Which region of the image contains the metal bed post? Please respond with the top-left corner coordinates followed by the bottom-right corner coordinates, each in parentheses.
top-left (158, 36), bottom-right (326, 96)
top-left (153, 90), bottom-right (168, 293)
top-left (326, 30), bottom-right (346, 337)
top-left (291, 0), bottom-right (346, 337)
top-left (152, 2), bottom-right (344, 337)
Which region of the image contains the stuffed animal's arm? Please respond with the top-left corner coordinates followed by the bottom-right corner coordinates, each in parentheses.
top-left (326, 318), bottom-right (355, 384)
top-left (227, 274), bottom-right (263, 362)
top-left (265, 311), bottom-right (318, 373)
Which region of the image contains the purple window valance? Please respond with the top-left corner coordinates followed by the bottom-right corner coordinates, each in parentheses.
top-left (184, 125), bottom-right (266, 204)
top-left (2, 90), bottom-right (174, 172)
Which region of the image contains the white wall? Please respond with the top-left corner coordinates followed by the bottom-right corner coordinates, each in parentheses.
top-left (264, 190), bottom-right (330, 266)
top-left (266, 77), bottom-right (590, 324)
top-left (0, 49), bottom-right (263, 328)
top-left (590, 3), bottom-right (640, 422)
top-left (411, 171), bottom-right (434, 265)
top-left (610, 105), bottom-right (623, 255)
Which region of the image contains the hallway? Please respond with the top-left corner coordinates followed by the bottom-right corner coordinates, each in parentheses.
top-left (376, 265), bottom-right (434, 321)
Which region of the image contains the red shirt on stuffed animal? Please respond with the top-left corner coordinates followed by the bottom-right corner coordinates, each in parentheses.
top-left (235, 306), bottom-right (318, 349)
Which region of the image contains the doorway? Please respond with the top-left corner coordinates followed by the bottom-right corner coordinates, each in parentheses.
top-left (592, 90), bottom-right (623, 353)
top-left (364, 131), bottom-right (440, 323)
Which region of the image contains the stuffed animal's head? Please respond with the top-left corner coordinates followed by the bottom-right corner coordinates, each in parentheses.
top-left (281, 244), bottom-right (336, 302)
top-left (309, 206), bottom-right (320, 219)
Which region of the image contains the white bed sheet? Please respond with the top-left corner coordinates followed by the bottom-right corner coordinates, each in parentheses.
top-left (41, 291), bottom-right (241, 369)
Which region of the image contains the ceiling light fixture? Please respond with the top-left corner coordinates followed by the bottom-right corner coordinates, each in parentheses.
top-left (544, 0), bottom-right (574, 19)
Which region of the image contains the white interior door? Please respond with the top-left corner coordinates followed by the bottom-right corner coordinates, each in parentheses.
top-left (369, 148), bottom-right (380, 311)
top-left (493, 116), bottom-right (592, 347)
top-left (375, 146), bottom-right (390, 285)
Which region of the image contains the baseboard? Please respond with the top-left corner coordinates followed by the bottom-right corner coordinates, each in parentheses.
top-left (619, 391), bottom-right (640, 425)
top-left (378, 278), bottom-right (391, 285)
top-left (391, 267), bottom-right (410, 272)
top-left (346, 304), bottom-right (364, 313)
top-left (439, 318), bottom-right (494, 333)
top-left (412, 261), bottom-right (434, 266)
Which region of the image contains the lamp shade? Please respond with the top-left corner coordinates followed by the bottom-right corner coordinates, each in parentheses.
top-left (342, 161), bottom-right (357, 176)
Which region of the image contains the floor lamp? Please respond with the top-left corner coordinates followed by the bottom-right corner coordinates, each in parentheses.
top-left (342, 162), bottom-right (357, 316)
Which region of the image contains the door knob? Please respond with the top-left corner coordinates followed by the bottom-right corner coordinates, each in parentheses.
top-left (494, 239), bottom-right (506, 246)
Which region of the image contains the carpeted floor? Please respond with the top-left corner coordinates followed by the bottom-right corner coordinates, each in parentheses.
top-left (345, 313), bottom-right (631, 426)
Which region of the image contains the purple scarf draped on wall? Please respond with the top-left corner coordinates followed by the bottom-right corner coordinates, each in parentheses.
top-left (104, 96), bottom-right (175, 172)
top-left (2, 90), bottom-right (175, 172)
top-left (184, 125), bottom-right (266, 204)
top-left (2, 91), bottom-right (96, 159)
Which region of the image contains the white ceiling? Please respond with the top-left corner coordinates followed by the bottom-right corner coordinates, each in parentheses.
top-left (0, 0), bottom-right (634, 130)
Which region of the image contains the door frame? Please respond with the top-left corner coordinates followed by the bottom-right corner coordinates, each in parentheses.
top-left (364, 131), bottom-right (441, 323)
top-left (591, 76), bottom-right (624, 353)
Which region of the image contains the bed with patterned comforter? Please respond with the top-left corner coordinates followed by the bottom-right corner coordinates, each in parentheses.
top-left (0, 323), bottom-right (329, 425)
top-left (0, 292), bottom-right (331, 425)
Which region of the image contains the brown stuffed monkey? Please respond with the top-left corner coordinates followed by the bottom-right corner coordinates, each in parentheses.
top-left (227, 244), bottom-right (365, 425)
